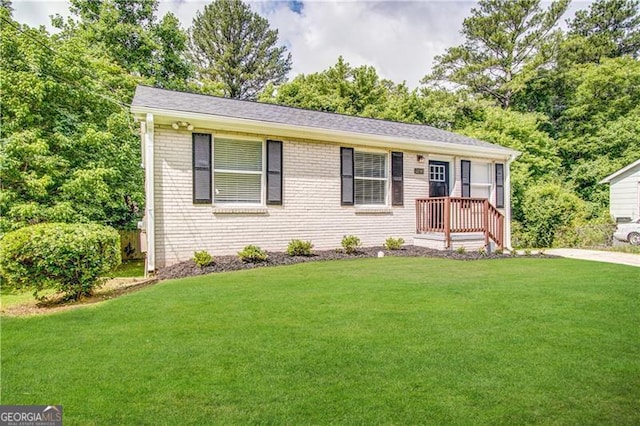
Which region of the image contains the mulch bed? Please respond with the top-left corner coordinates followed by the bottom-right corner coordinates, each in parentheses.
top-left (157, 245), bottom-right (548, 281)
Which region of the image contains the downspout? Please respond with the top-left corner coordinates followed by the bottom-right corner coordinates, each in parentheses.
top-left (505, 154), bottom-right (515, 252)
top-left (144, 113), bottom-right (155, 273)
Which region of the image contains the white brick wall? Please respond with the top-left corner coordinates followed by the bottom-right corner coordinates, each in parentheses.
top-left (152, 125), bottom-right (498, 267)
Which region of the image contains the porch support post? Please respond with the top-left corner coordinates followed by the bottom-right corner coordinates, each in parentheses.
top-left (483, 199), bottom-right (490, 248)
top-left (444, 197), bottom-right (451, 249)
top-left (144, 113), bottom-right (155, 273)
top-left (504, 155), bottom-right (515, 251)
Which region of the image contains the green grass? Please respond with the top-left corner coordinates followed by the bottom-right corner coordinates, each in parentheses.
top-left (0, 287), bottom-right (54, 309)
top-left (1, 258), bottom-right (638, 424)
top-left (112, 259), bottom-right (145, 277)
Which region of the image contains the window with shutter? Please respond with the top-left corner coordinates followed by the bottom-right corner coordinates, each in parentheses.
top-left (266, 140), bottom-right (282, 205)
top-left (214, 138), bottom-right (263, 204)
top-left (193, 133), bottom-right (212, 204)
top-left (495, 163), bottom-right (505, 208)
top-left (391, 152), bottom-right (403, 206)
top-left (354, 151), bottom-right (387, 205)
top-left (341, 147), bottom-right (354, 206)
top-left (461, 160), bottom-right (471, 198)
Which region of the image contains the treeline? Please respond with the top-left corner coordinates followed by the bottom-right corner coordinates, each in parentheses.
top-left (1, 0), bottom-right (638, 247)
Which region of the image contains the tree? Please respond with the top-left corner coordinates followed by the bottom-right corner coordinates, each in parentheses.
top-left (568, 0), bottom-right (640, 61)
top-left (0, 9), bottom-right (143, 233)
top-left (59, 0), bottom-right (192, 90)
top-left (557, 57), bottom-right (640, 205)
top-left (461, 106), bottom-right (561, 223)
top-left (189, 0), bottom-right (292, 100)
top-left (1, 0), bottom-right (12, 15)
top-left (260, 57), bottom-right (491, 132)
top-left (423, 0), bottom-right (569, 109)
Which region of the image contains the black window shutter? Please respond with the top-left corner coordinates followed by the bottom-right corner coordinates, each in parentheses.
top-left (495, 163), bottom-right (505, 208)
top-left (340, 147), bottom-right (354, 206)
top-left (266, 140), bottom-right (283, 205)
top-left (192, 133), bottom-right (212, 204)
top-left (461, 160), bottom-right (471, 198)
top-left (391, 151), bottom-right (404, 206)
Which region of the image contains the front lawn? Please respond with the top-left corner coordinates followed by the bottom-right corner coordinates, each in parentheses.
top-left (1, 257), bottom-right (638, 424)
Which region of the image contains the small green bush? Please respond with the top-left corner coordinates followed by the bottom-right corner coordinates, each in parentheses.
top-left (287, 239), bottom-right (313, 256)
top-left (238, 245), bottom-right (268, 262)
top-left (0, 223), bottom-right (121, 300)
top-left (341, 235), bottom-right (361, 254)
top-left (384, 237), bottom-right (405, 250)
top-left (455, 246), bottom-right (466, 254)
top-left (193, 250), bottom-right (213, 268)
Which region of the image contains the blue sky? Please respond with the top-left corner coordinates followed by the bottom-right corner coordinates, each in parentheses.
top-left (12, 0), bottom-right (592, 88)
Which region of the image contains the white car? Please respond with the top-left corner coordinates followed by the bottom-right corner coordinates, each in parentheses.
top-left (613, 218), bottom-right (640, 245)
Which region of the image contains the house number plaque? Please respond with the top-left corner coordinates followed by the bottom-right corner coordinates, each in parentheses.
top-left (414, 168), bottom-right (425, 175)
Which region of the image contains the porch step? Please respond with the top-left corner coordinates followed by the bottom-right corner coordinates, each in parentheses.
top-left (414, 232), bottom-right (488, 251)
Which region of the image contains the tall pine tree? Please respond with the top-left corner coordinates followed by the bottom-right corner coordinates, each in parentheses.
top-left (189, 0), bottom-right (292, 100)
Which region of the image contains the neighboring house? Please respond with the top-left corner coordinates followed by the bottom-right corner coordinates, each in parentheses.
top-left (130, 85), bottom-right (519, 271)
top-left (600, 159), bottom-right (640, 223)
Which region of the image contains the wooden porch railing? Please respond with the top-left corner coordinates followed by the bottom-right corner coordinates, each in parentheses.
top-left (416, 197), bottom-right (504, 249)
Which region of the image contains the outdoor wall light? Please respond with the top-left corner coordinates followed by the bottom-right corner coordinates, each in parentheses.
top-left (171, 121), bottom-right (194, 131)
top-left (417, 154), bottom-right (425, 163)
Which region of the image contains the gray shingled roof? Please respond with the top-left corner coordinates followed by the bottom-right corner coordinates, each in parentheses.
top-left (131, 85), bottom-right (511, 152)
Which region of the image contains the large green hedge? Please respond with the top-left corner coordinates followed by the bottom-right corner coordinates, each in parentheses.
top-left (0, 223), bottom-right (121, 300)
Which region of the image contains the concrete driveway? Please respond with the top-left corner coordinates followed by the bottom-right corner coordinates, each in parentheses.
top-left (544, 248), bottom-right (640, 268)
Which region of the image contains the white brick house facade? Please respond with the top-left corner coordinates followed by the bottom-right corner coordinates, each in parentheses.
top-left (132, 86), bottom-right (518, 271)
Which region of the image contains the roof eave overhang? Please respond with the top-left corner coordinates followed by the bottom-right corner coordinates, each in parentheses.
top-left (599, 159), bottom-right (640, 184)
top-left (131, 106), bottom-right (520, 160)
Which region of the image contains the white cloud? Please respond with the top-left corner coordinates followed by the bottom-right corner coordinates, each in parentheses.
top-left (12, 0), bottom-right (594, 89)
top-left (261, 1), bottom-right (474, 87)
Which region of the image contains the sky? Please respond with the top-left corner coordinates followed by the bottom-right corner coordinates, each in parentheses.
top-left (12, 0), bottom-right (592, 88)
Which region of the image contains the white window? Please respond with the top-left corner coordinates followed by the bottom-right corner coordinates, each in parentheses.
top-left (355, 151), bottom-right (387, 205)
top-left (430, 164), bottom-right (446, 182)
top-left (213, 138), bottom-right (263, 204)
top-left (471, 162), bottom-right (491, 199)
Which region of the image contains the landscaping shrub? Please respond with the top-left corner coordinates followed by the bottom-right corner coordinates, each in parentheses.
top-left (287, 239), bottom-right (313, 256)
top-left (384, 237), bottom-right (405, 250)
top-left (0, 223), bottom-right (121, 300)
top-left (238, 245), bottom-right (268, 262)
top-left (193, 250), bottom-right (213, 268)
top-left (518, 183), bottom-right (588, 247)
top-left (341, 235), bottom-right (361, 254)
top-left (455, 246), bottom-right (466, 254)
top-left (554, 221), bottom-right (616, 248)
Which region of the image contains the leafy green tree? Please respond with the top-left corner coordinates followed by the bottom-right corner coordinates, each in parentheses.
top-left (260, 57), bottom-right (387, 116)
top-left (0, 9), bottom-right (143, 233)
top-left (190, 0), bottom-right (292, 100)
top-left (423, 0), bottom-right (569, 109)
top-left (59, 0), bottom-right (192, 89)
top-left (1, 0), bottom-right (12, 15)
top-left (557, 57), bottom-right (640, 205)
top-left (260, 57), bottom-right (478, 130)
top-left (461, 106), bottom-right (561, 222)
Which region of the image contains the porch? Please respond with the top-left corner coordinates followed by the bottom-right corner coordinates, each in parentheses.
top-left (414, 197), bottom-right (504, 251)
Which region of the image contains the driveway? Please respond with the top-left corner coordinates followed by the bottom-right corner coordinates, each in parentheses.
top-left (544, 248), bottom-right (640, 268)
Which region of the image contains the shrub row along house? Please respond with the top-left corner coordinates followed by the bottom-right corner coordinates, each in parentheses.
top-left (131, 85), bottom-right (519, 271)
